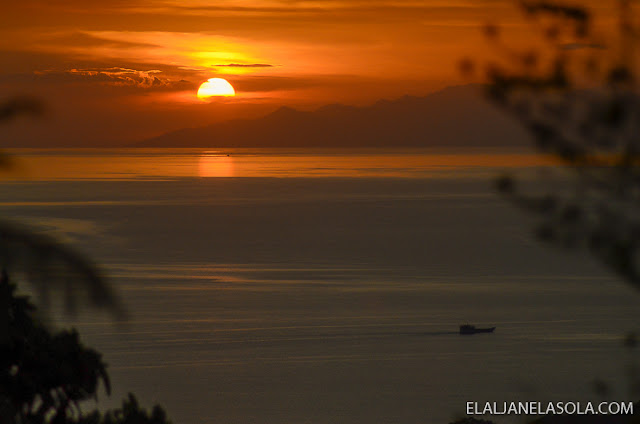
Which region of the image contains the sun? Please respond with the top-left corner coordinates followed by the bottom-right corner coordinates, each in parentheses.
top-left (197, 78), bottom-right (236, 99)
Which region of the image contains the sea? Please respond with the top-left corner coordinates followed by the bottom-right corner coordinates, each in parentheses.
top-left (1, 148), bottom-right (638, 424)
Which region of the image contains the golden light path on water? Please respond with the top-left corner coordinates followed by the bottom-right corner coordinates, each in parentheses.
top-left (1, 148), bottom-right (637, 424)
top-left (2, 149), bottom-right (560, 181)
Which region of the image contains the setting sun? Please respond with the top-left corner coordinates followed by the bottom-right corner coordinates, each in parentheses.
top-left (197, 78), bottom-right (236, 99)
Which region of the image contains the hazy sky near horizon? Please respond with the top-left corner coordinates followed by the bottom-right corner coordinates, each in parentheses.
top-left (0, 0), bottom-right (617, 146)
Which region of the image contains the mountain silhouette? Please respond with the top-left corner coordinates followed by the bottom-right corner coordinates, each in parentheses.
top-left (138, 85), bottom-right (531, 148)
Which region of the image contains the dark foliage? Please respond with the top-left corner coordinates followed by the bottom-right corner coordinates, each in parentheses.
top-left (0, 220), bottom-right (127, 322)
top-left (78, 394), bottom-right (172, 424)
top-left (0, 271), bottom-right (171, 424)
top-left (0, 97), bottom-right (164, 422)
top-left (0, 97), bottom-right (125, 323)
top-left (1, 271), bottom-right (110, 423)
top-left (465, 0), bottom-right (640, 288)
top-left (462, 3), bottom-right (640, 417)
top-left (0, 97), bottom-right (42, 123)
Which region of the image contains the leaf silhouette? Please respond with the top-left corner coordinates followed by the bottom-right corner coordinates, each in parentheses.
top-left (470, 0), bottom-right (640, 288)
top-left (0, 97), bottom-right (125, 321)
top-left (0, 219), bottom-right (126, 321)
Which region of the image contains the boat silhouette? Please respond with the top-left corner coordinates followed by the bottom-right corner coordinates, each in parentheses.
top-left (459, 324), bottom-right (496, 335)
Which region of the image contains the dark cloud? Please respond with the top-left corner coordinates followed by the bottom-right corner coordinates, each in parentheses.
top-left (0, 48), bottom-right (205, 92)
top-left (561, 42), bottom-right (607, 50)
top-left (2, 0), bottom-right (513, 38)
top-left (47, 32), bottom-right (159, 49)
top-left (28, 67), bottom-right (196, 92)
top-left (215, 63), bottom-right (274, 68)
top-left (0, 50), bottom-right (200, 79)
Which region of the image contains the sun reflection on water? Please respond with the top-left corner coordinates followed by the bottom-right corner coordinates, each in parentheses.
top-left (198, 152), bottom-right (235, 177)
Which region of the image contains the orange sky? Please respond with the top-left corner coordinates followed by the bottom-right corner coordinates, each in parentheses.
top-left (0, 0), bottom-right (619, 146)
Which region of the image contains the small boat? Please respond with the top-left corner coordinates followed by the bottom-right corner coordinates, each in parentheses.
top-left (459, 324), bottom-right (496, 335)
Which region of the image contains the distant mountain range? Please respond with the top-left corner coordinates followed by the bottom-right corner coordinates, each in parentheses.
top-left (138, 85), bottom-right (531, 148)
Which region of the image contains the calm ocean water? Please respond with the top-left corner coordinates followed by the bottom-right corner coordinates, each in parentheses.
top-left (1, 148), bottom-right (637, 424)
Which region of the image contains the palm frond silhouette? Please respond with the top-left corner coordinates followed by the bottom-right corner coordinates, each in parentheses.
top-left (0, 96), bottom-right (125, 321)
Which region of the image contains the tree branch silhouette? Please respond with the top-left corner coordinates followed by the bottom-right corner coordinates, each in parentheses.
top-left (464, 0), bottom-right (640, 288)
top-left (0, 96), bottom-right (165, 423)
